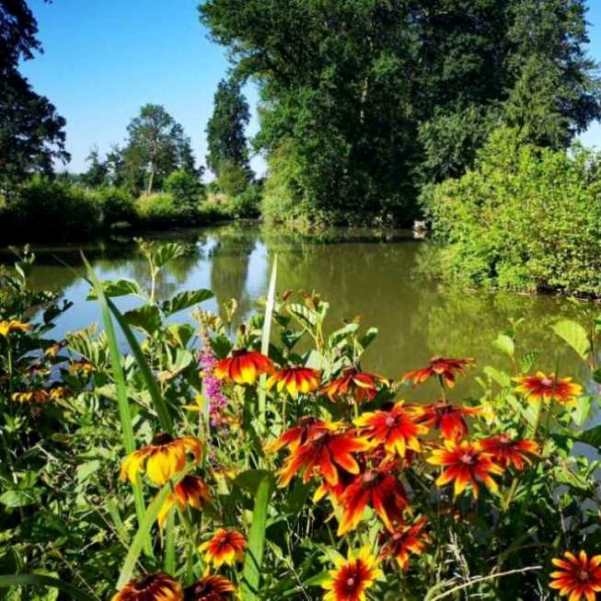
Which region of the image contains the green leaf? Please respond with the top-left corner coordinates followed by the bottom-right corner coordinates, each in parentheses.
top-left (328, 323), bottom-right (358, 348)
top-left (0, 575), bottom-right (96, 601)
top-left (241, 474), bottom-right (274, 601)
top-left (124, 305), bottom-right (162, 336)
top-left (552, 320), bottom-right (590, 360)
top-left (161, 289), bottom-right (213, 316)
top-left (493, 334), bottom-right (514, 358)
top-left (153, 243), bottom-right (186, 268)
top-left (571, 395), bottom-right (592, 427)
top-left (234, 470), bottom-right (272, 496)
top-left (358, 327), bottom-right (378, 350)
top-left (579, 424), bottom-right (601, 448)
top-left (86, 278), bottom-right (140, 299)
top-left (483, 365), bottom-right (511, 388)
top-left (0, 490), bottom-right (38, 508)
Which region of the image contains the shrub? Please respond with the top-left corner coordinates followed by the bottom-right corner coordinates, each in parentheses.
top-left (215, 159), bottom-right (249, 197)
top-left (95, 186), bottom-right (136, 225)
top-left (231, 183), bottom-right (261, 218)
top-left (164, 169), bottom-right (204, 209)
top-left (422, 127), bottom-right (601, 297)
top-left (135, 192), bottom-right (195, 226)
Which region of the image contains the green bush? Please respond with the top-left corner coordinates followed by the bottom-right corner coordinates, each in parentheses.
top-left (95, 186), bottom-right (136, 225)
top-left (164, 170), bottom-right (204, 208)
top-left (231, 184), bottom-right (261, 218)
top-left (422, 127), bottom-right (601, 297)
top-left (216, 159), bottom-right (249, 197)
top-left (135, 192), bottom-right (194, 226)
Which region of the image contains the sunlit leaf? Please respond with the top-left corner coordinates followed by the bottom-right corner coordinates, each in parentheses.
top-left (161, 289), bottom-right (213, 316)
top-left (552, 319), bottom-right (590, 360)
top-left (493, 334), bottom-right (514, 358)
top-left (86, 279), bottom-right (140, 300)
top-left (123, 304), bottom-right (161, 335)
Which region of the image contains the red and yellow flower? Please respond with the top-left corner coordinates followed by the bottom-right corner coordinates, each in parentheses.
top-left (403, 357), bottom-right (474, 388)
top-left (277, 422), bottom-right (371, 487)
top-left (427, 439), bottom-right (504, 498)
top-left (322, 368), bottom-right (384, 403)
top-left (421, 401), bottom-right (480, 441)
top-left (322, 547), bottom-right (382, 601)
top-left (214, 350), bottom-right (273, 384)
top-left (515, 372), bottom-right (582, 404)
top-left (337, 459), bottom-right (408, 535)
top-left (158, 475), bottom-right (211, 527)
top-left (355, 401), bottom-right (428, 458)
top-left (199, 529), bottom-right (246, 568)
top-left (550, 550), bottom-right (601, 601)
top-left (379, 516), bottom-right (430, 570)
top-left (479, 435), bottom-right (538, 471)
top-left (120, 434), bottom-right (202, 486)
top-left (184, 575), bottom-right (235, 600)
top-left (0, 320), bottom-right (31, 337)
top-left (265, 417), bottom-right (326, 454)
top-left (111, 573), bottom-right (182, 601)
top-left (267, 366), bottom-right (321, 397)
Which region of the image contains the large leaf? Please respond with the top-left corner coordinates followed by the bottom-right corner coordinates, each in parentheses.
top-left (579, 424), bottom-right (601, 448)
top-left (552, 320), bottom-right (590, 360)
top-left (493, 334), bottom-right (514, 358)
top-left (0, 574), bottom-right (96, 601)
top-left (86, 278), bottom-right (140, 300)
top-left (161, 289), bottom-right (213, 316)
top-left (241, 474), bottom-right (274, 601)
top-left (124, 304), bottom-right (162, 336)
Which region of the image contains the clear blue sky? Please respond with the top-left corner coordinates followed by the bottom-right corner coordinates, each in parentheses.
top-left (20, 0), bottom-right (601, 176)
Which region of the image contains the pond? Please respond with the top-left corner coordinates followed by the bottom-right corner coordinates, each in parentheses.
top-left (1, 223), bottom-right (596, 398)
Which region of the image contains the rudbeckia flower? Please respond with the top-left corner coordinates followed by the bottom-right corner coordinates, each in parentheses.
top-left (265, 416), bottom-right (325, 454)
top-left (111, 573), bottom-right (182, 601)
top-left (337, 460), bottom-right (408, 535)
top-left (267, 366), bottom-right (321, 397)
top-left (213, 350), bottom-right (273, 384)
top-left (355, 401), bottom-right (428, 457)
top-left (277, 422), bottom-right (371, 487)
top-left (479, 435), bottom-right (538, 470)
top-left (0, 320), bottom-right (31, 337)
top-left (12, 387), bottom-right (67, 404)
top-left (199, 529), bottom-right (246, 568)
top-left (120, 434), bottom-right (202, 486)
top-left (403, 357), bottom-right (474, 388)
top-left (421, 401), bottom-right (480, 441)
top-left (427, 439), bottom-right (504, 498)
top-left (322, 368), bottom-right (384, 403)
top-left (550, 550), bottom-right (601, 601)
top-left (322, 547), bottom-right (382, 601)
top-left (157, 475), bottom-right (211, 527)
top-left (514, 372), bottom-right (582, 404)
top-left (379, 516), bottom-right (430, 570)
top-left (184, 575), bottom-right (235, 601)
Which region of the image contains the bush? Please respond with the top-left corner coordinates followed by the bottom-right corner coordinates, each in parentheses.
top-left (216, 159), bottom-right (249, 197)
top-left (164, 170), bottom-right (204, 209)
top-left (231, 184), bottom-right (261, 218)
top-left (95, 186), bottom-right (136, 225)
top-left (422, 127), bottom-right (601, 296)
top-left (135, 192), bottom-right (195, 226)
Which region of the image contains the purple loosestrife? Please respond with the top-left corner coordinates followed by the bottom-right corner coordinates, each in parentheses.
top-left (199, 344), bottom-right (228, 427)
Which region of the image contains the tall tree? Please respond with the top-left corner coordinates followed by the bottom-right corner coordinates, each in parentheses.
top-left (205, 77), bottom-right (250, 177)
top-left (0, 0), bottom-right (69, 190)
top-left (82, 146), bottom-right (109, 187)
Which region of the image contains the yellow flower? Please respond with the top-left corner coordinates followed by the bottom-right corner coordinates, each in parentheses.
top-left (157, 475), bottom-right (211, 527)
top-left (111, 573), bottom-right (182, 601)
top-left (199, 529), bottom-right (246, 568)
top-left (0, 320), bottom-right (31, 337)
top-left (322, 547), bottom-right (382, 601)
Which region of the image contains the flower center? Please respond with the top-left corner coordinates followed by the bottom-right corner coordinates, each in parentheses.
top-left (362, 470), bottom-right (377, 484)
top-left (346, 577), bottom-right (355, 588)
top-left (578, 570), bottom-right (590, 582)
top-left (541, 377), bottom-right (554, 387)
top-left (385, 416), bottom-right (397, 428)
top-left (460, 453), bottom-right (474, 465)
top-left (152, 432), bottom-right (174, 446)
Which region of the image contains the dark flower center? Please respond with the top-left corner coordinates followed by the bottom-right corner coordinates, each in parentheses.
top-left (152, 432), bottom-right (174, 446)
top-left (578, 570), bottom-right (590, 582)
top-left (385, 416), bottom-right (397, 428)
top-left (541, 377), bottom-right (554, 387)
top-left (460, 453), bottom-right (475, 465)
top-left (134, 574), bottom-right (158, 590)
top-left (362, 470), bottom-right (377, 484)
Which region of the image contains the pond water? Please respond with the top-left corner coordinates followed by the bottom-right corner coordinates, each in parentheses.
top-left (1, 223), bottom-right (597, 399)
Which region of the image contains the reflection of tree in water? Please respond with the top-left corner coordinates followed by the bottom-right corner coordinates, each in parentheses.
top-left (209, 226), bottom-right (258, 321)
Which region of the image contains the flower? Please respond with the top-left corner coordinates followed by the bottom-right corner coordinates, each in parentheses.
top-left (0, 320), bottom-right (31, 337)
top-left (354, 401), bottom-right (428, 457)
top-left (421, 401), bottom-right (480, 441)
top-left (158, 475), bottom-right (211, 527)
top-left (479, 435), bottom-right (538, 470)
top-left (68, 360), bottom-right (95, 376)
top-left (322, 368), bottom-right (384, 403)
top-left (11, 386), bottom-right (68, 404)
top-left (184, 575), bottom-right (235, 601)
top-left (111, 573), bottom-right (182, 601)
top-left (515, 372), bottom-right (582, 404)
top-left (213, 349), bottom-right (273, 384)
top-left (267, 366), bottom-right (321, 397)
top-left (403, 357), bottom-right (474, 388)
top-left (337, 459), bottom-right (408, 535)
top-left (199, 345), bottom-right (229, 426)
top-left (550, 550), bottom-right (601, 601)
top-left (199, 529), bottom-right (246, 568)
top-left (120, 434), bottom-right (202, 486)
top-left (277, 422), bottom-right (371, 487)
top-left (379, 516), bottom-right (430, 570)
top-left (322, 547), bottom-right (382, 601)
top-left (265, 416), bottom-right (325, 453)
top-left (427, 439), bottom-right (504, 498)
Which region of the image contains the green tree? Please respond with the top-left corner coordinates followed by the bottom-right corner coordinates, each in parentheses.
top-left (82, 146), bottom-right (109, 187)
top-left (206, 77), bottom-right (251, 179)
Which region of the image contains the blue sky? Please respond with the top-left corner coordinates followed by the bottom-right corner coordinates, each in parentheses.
top-left (21, 0), bottom-right (601, 176)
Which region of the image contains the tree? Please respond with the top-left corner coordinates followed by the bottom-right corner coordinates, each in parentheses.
top-left (122, 104), bottom-right (196, 194)
top-left (0, 0), bottom-right (69, 190)
top-left (206, 77), bottom-right (250, 179)
top-left (82, 146), bottom-right (109, 187)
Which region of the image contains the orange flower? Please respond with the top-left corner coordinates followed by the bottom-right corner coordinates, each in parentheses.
top-left (184, 575), bottom-right (235, 600)
top-left (0, 320), bottom-right (31, 337)
top-left (355, 401), bottom-right (428, 457)
top-left (322, 368), bottom-right (384, 403)
top-left (421, 401), bottom-right (480, 441)
top-left (322, 547), bottom-right (382, 601)
top-left (111, 573), bottom-right (182, 601)
top-left (277, 422), bottom-right (371, 487)
top-left (12, 389), bottom-right (51, 404)
top-left (199, 529), bottom-right (246, 568)
top-left (403, 357), bottom-right (474, 388)
top-left (213, 350), bottom-right (273, 384)
top-left (379, 516), bottom-right (430, 570)
top-left (515, 372), bottom-right (582, 404)
top-left (337, 460), bottom-right (408, 535)
top-left (427, 439), bottom-right (504, 498)
top-left (479, 435), bottom-right (538, 471)
top-left (157, 475), bottom-right (211, 527)
top-left (267, 366), bottom-right (321, 397)
top-left (550, 550), bottom-right (601, 601)
top-left (120, 434), bottom-right (202, 486)
top-left (265, 416), bottom-right (326, 453)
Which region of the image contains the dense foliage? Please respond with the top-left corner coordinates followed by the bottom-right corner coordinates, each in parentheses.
top-left (422, 128), bottom-right (601, 297)
top-left (2, 245), bottom-right (601, 601)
